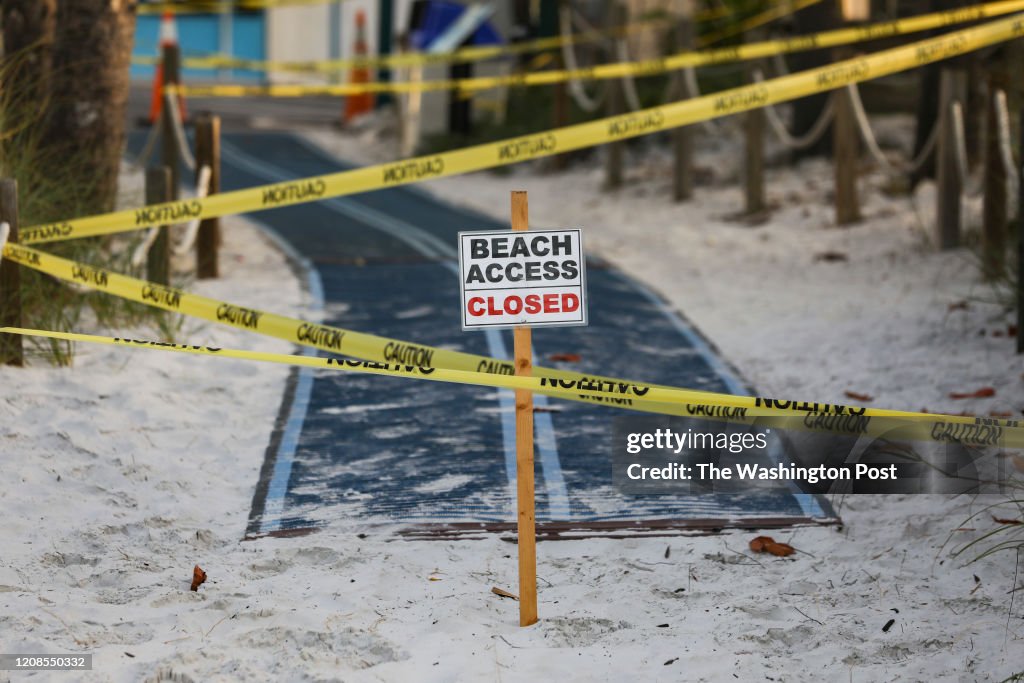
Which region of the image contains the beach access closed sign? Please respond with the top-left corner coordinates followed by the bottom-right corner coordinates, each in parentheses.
top-left (458, 228), bottom-right (588, 330)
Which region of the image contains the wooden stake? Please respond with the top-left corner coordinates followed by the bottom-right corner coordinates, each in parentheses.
top-left (936, 67), bottom-right (966, 250)
top-left (0, 179), bottom-right (23, 366)
top-left (744, 68), bottom-right (766, 218)
top-left (833, 46), bottom-right (861, 226)
top-left (743, 27), bottom-right (768, 220)
top-left (603, 3), bottom-right (625, 191)
top-left (160, 43), bottom-right (182, 197)
top-left (671, 4), bottom-right (695, 203)
top-left (551, 0), bottom-right (569, 172)
top-left (1018, 97), bottom-right (1023, 355)
top-left (195, 113), bottom-right (221, 279)
top-left (982, 67), bottom-right (1008, 280)
top-left (146, 167), bottom-right (172, 286)
top-left (511, 190), bottom-right (538, 627)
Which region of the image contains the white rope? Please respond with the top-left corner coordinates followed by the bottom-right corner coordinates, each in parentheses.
top-left (131, 164), bottom-right (211, 267)
top-left (401, 63), bottom-right (424, 158)
top-left (769, 59), bottom-right (939, 174)
top-left (173, 164), bottom-right (212, 256)
top-left (754, 69), bottom-right (834, 150)
top-left (0, 223), bottom-right (9, 276)
top-left (909, 120), bottom-right (939, 174)
top-left (130, 225), bottom-right (163, 269)
top-left (570, 6), bottom-right (639, 112)
top-left (837, 82), bottom-right (939, 174)
top-left (165, 90), bottom-right (196, 171)
top-left (952, 100), bottom-right (969, 185)
top-left (995, 89), bottom-right (1021, 193)
top-left (845, 82), bottom-right (894, 169)
top-left (559, 5), bottom-right (604, 113)
top-left (133, 121), bottom-right (161, 169)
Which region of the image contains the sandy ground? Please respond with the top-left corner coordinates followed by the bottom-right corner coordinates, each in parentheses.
top-left (0, 123), bottom-right (1021, 681)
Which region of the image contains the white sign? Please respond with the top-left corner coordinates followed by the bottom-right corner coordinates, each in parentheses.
top-left (458, 228), bottom-right (588, 330)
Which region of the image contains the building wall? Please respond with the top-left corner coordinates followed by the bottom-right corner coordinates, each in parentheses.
top-left (132, 0), bottom-right (515, 137)
top-left (131, 11), bottom-right (266, 82)
top-left (266, 0), bottom-right (420, 83)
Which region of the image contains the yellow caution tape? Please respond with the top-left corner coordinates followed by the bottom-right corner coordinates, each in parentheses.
top-left (5, 241), bottom-right (1024, 450)
top-left (134, 3), bottom-right (744, 71)
top-left (135, 14), bottom-right (676, 72)
top-left (174, 0), bottom-right (1024, 98)
top-left (0, 241), bottom-right (700, 394)
top-left (24, 12), bottom-right (1024, 245)
top-left (4, 325), bottom-right (1022, 449)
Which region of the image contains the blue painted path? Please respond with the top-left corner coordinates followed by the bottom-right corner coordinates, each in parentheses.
top-left (129, 130), bottom-right (837, 537)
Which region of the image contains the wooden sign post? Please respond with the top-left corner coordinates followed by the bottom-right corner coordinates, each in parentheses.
top-left (458, 192), bottom-right (587, 627)
top-left (510, 191), bottom-right (538, 627)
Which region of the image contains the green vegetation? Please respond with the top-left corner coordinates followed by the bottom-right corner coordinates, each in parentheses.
top-left (0, 48), bottom-right (180, 365)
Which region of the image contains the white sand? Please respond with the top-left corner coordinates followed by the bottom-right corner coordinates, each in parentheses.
top-left (0, 127), bottom-right (1021, 681)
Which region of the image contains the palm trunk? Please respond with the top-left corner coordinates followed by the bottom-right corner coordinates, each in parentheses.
top-left (46, 0), bottom-right (137, 215)
top-left (1, 0), bottom-right (57, 105)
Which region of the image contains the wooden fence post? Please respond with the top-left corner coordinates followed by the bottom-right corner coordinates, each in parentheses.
top-left (744, 67), bottom-right (766, 218)
top-left (160, 42), bottom-right (181, 197)
top-left (833, 84), bottom-right (860, 225)
top-left (982, 66), bottom-right (1009, 280)
top-left (551, 76), bottom-right (568, 171)
top-left (672, 2), bottom-right (695, 202)
top-left (146, 167), bottom-right (172, 286)
top-left (195, 113), bottom-right (221, 279)
top-left (832, 44), bottom-right (861, 226)
top-left (936, 67), bottom-right (966, 250)
top-left (510, 191), bottom-right (538, 627)
top-left (0, 179), bottom-right (23, 366)
top-left (550, 0), bottom-right (569, 172)
top-left (603, 3), bottom-right (625, 190)
top-left (1018, 94), bottom-right (1023, 355)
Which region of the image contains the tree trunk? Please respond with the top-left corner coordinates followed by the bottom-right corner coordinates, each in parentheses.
top-left (46, 0), bottom-right (137, 215)
top-left (1, 0), bottom-right (57, 105)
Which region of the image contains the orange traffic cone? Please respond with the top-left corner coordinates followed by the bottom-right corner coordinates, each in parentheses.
top-left (343, 10), bottom-right (375, 124)
top-left (148, 11), bottom-right (187, 125)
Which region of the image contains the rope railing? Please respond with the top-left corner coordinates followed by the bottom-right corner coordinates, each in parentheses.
top-left (754, 69), bottom-right (834, 150)
top-left (560, 6), bottom-right (604, 113)
top-left (130, 163), bottom-right (211, 268)
top-left (567, 7), bottom-right (644, 113)
top-left (165, 91), bottom-right (197, 171)
top-left (174, 164), bottom-right (213, 256)
top-left (846, 82), bottom-right (891, 168)
top-left (846, 82), bottom-right (937, 174)
top-left (615, 37), bottom-right (644, 112)
top-left (682, 66), bottom-right (722, 133)
top-left (132, 122), bottom-right (162, 170)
